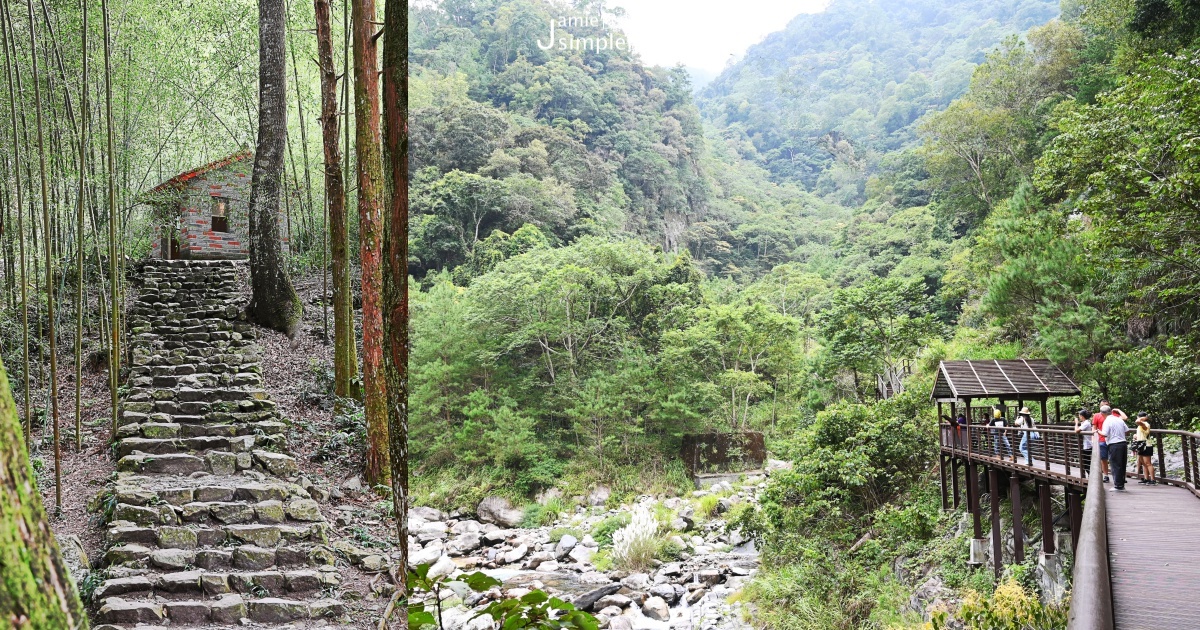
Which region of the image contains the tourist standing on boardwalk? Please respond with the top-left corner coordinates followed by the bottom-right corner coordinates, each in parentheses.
top-left (991, 405), bottom-right (1014, 462)
top-left (1016, 406), bottom-right (1036, 464)
top-left (1103, 407), bottom-right (1130, 491)
top-left (1095, 403), bottom-right (1112, 481)
top-left (1075, 409), bottom-right (1094, 476)
top-left (1134, 412), bottom-right (1157, 485)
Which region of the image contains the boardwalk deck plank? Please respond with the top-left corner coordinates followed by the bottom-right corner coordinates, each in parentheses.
top-left (1106, 482), bottom-right (1200, 630)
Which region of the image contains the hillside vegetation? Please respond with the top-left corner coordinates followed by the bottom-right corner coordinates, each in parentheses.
top-left (402, 0), bottom-right (1200, 625)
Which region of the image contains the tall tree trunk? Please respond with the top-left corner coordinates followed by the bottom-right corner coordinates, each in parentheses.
top-left (101, 0), bottom-right (119, 439)
top-left (342, 0), bottom-right (358, 400)
top-left (27, 0), bottom-right (61, 510)
top-left (286, 9), bottom-right (323, 338)
top-left (352, 0), bottom-right (389, 487)
top-left (248, 0), bottom-right (303, 336)
top-left (314, 0), bottom-right (356, 401)
top-left (74, 0), bottom-right (87, 453)
top-left (382, 0), bottom-right (409, 608)
top-left (0, 356), bottom-right (89, 628)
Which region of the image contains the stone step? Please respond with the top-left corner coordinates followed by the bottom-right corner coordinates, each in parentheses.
top-left (94, 567), bottom-right (340, 601)
top-left (104, 525), bottom-right (333, 567)
top-left (98, 594), bottom-right (343, 625)
top-left (128, 372), bottom-right (263, 390)
top-left (116, 449), bottom-right (296, 477)
top-left (112, 476), bottom-right (308, 508)
top-left (115, 419), bottom-right (286, 441)
top-left (113, 435), bottom-right (268, 459)
top-left (108, 498), bottom-right (320, 528)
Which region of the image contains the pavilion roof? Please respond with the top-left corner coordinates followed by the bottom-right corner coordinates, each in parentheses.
top-left (931, 359), bottom-right (1080, 401)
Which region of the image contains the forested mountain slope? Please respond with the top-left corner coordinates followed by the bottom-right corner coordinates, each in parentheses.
top-left (409, 0), bottom-right (708, 276)
top-left (699, 0), bottom-right (1059, 198)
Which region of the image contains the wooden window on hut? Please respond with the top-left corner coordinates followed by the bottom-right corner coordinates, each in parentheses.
top-left (211, 197), bottom-right (230, 232)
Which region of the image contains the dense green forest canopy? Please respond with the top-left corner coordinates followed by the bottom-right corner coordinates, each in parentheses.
top-left (697, 0), bottom-right (1060, 194)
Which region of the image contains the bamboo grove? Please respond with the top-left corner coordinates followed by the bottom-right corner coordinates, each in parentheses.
top-left (0, 0), bottom-right (405, 510)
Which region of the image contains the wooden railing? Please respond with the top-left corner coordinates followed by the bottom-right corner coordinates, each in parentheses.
top-left (1067, 445), bottom-right (1114, 629)
top-left (939, 423), bottom-right (1089, 480)
top-left (1131, 428), bottom-right (1200, 500)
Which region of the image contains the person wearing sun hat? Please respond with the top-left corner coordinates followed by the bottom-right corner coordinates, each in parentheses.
top-left (1015, 406), bottom-right (1037, 464)
top-left (1102, 405), bottom-right (1131, 491)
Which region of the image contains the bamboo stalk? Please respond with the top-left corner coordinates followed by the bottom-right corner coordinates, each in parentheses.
top-left (101, 0), bottom-right (118, 440)
top-left (26, 0), bottom-right (62, 509)
top-left (73, 0), bottom-right (87, 453)
top-left (0, 2), bottom-right (30, 446)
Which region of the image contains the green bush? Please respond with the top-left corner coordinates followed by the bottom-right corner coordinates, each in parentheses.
top-left (694, 494), bottom-right (722, 520)
top-left (548, 527), bottom-right (583, 544)
top-left (590, 513), bottom-right (631, 547)
top-left (523, 496), bottom-right (569, 527)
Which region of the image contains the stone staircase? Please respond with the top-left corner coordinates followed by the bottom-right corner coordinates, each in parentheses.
top-left (93, 260), bottom-right (346, 629)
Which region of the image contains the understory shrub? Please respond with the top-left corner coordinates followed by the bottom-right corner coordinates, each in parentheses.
top-left (590, 513), bottom-right (631, 547)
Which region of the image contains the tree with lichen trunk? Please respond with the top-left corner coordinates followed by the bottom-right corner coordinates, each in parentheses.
top-left (352, 0), bottom-right (390, 487)
top-left (313, 0), bottom-right (357, 403)
top-left (248, 0), bottom-right (303, 336)
top-left (382, 0), bottom-right (409, 613)
top-left (0, 356), bottom-right (89, 629)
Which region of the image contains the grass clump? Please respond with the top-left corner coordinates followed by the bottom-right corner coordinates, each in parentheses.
top-left (591, 513), bottom-right (631, 547)
top-left (612, 508), bottom-right (660, 571)
top-left (548, 527), bottom-right (584, 543)
top-left (694, 494), bottom-right (722, 519)
top-left (523, 495), bottom-right (570, 527)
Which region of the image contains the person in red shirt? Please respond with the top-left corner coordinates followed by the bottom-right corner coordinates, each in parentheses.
top-left (1094, 402), bottom-right (1111, 481)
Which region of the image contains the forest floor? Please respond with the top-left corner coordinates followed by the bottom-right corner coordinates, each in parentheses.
top-left (31, 266), bottom-right (407, 628)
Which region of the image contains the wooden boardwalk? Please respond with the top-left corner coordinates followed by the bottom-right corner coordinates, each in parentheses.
top-left (940, 423), bottom-right (1200, 629)
top-left (1107, 481), bottom-right (1200, 629)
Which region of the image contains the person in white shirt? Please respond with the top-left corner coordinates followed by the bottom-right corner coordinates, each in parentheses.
top-left (1074, 409), bottom-right (1094, 476)
top-left (1102, 407), bottom-right (1130, 490)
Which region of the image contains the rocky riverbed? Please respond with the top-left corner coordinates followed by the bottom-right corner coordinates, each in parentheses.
top-left (334, 474), bottom-right (772, 630)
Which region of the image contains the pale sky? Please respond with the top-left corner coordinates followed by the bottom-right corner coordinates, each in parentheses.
top-left (610, 0), bottom-right (831, 75)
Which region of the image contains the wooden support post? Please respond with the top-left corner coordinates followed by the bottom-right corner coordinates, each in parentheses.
top-left (1067, 489), bottom-right (1082, 553)
top-left (1054, 399), bottom-right (1060, 425)
top-left (1010, 473), bottom-right (1024, 564)
top-left (1180, 436), bottom-right (1190, 487)
top-left (965, 398), bottom-right (973, 458)
top-left (940, 453), bottom-right (949, 510)
top-left (970, 462), bottom-right (983, 538)
top-left (950, 401), bottom-right (958, 449)
top-left (1155, 433), bottom-right (1165, 484)
top-left (990, 467), bottom-right (1003, 576)
top-left (952, 457), bottom-right (961, 508)
top-left (1038, 482), bottom-right (1055, 555)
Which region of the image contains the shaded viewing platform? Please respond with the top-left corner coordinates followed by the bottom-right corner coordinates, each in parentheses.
top-left (933, 359), bottom-right (1200, 629)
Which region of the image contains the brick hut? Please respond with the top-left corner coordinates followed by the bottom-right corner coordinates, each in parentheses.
top-left (143, 151), bottom-right (289, 260)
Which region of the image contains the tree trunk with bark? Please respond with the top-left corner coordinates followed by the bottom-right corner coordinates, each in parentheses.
top-left (382, 0), bottom-right (409, 607)
top-left (352, 0), bottom-right (389, 487)
top-left (313, 0), bottom-right (358, 402)
top-left (0, 357), bottom-right (89, 628)
top-left (248, 0), bottom-right (303, 336)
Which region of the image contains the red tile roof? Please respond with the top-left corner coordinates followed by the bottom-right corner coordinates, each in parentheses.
top-left (148, 150), bottom-right (253, 195)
